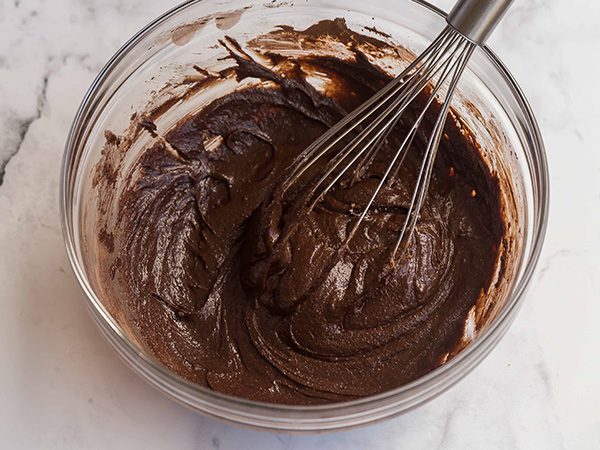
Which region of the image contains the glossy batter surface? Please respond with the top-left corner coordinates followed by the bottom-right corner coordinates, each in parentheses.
top-left (98, 20), bottom-right (505, 404)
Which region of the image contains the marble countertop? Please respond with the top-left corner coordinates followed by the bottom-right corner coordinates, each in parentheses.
top-left (1, 0), bottom-right (598, 448)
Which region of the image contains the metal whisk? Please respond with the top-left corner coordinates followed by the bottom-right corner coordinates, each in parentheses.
top-left (281, 0), bottom-right (514, 262)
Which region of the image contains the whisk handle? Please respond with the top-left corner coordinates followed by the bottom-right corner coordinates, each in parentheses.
top-left (447, 0), bottom-right (514, 44)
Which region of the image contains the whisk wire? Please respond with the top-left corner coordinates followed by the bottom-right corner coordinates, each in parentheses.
top-left (391, 42), bottom-right (475, 261)
top-left (305, 29), bottom-right (467, 209)
top-left (347, 38), bottom-right (475, 244)
top-left (351, 31), bottom-right (462, 181)
top-left (282, 27), bottom-right (458, 190)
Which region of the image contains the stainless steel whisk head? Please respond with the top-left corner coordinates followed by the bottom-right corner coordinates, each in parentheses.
top-left (282, 0), bottom-right (513, 263)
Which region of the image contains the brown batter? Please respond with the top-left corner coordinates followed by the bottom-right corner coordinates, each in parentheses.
top-left (96, 20), bottom-right (505, 404)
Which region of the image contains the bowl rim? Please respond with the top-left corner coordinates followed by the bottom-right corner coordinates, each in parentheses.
top-left (60, 0), bottom-right (549, 419)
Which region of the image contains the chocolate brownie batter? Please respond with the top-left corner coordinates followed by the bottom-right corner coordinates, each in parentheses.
top-left (96, 20), bottom-right (506, 404)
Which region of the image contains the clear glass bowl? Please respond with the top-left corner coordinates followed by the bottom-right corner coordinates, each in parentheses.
top-left (60, 0), bottom-right (549, 431)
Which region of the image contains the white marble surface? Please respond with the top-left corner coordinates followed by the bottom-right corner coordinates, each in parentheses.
top-left (0, 0), bottom-right (598, 448)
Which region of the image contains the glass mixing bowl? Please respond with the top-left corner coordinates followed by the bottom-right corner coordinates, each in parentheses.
top-left (60, 0), bottom-right (549, 431)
